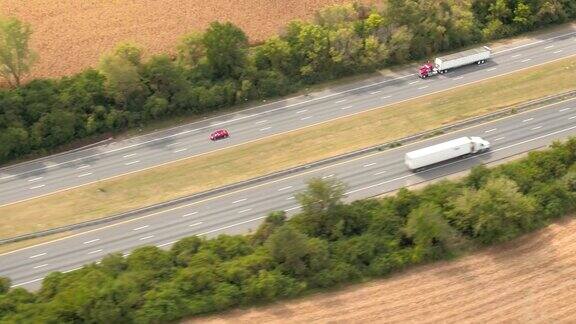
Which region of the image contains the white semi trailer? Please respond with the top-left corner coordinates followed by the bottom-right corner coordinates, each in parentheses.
top-left (418, 46), bottom-right (492, 78)
top-left (405, 136), bottom-right (490, 171)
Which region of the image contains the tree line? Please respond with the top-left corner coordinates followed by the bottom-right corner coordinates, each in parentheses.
top-left (1, 0), bottom-right (575, 163)
top-left (2, 138), bottom-right (576, 323)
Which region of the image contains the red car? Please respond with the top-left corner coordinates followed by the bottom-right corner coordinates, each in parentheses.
top-left (210, 129), bottom-right (230, 141)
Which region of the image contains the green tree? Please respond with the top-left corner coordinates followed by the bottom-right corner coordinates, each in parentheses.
top-left (0, 127), bottom-right (29, 162)
top-left (388, 26), bottom-right (413, 64)
top-left (0, 17), bottom-right (37, 87)
top-left (251, 211), bottom-right (287, 245)
top-left (141, 55), bottom-right (188, 100)
top-left (0, 277), bottom-right (10, 295)
top-left (404, 202), bottom-right (456, 260)
top-left (177, 32), bottom-right (206, 69)
top-left (293, 177), bottom-right (348, 237)
top-left (450, 178), bottom-right (537, 244)
top-left (203, 22), bottom-right (249, 79)
top-left (170, 236), bottom-right (203, 266)
top-left (99, 46), bottom-right (147, 106)
top-left (113, 42), bottom-right (143, 66)
top-left (513, 1), bottom-right (534, 30)
top-left (242, 270), bottom-right (305, 302)
top-left (252, 37), bottom-right (293, 75)
top-left (488, 0), bottom-right (512, 23)
top-left (126, 246), bottom-right (174, 281)
top-left (296, 177), bottom-right (346, 217)
top-left (201, 234), bottom-right (254, 261)
top-left (465, 165), bottom-right (492, 189)
top-left (266, 225), bottom-right (329, 276)
top-left (31, 110), bottom-right (76, 148)
top-left (135, 284), bottom-right (188, 323)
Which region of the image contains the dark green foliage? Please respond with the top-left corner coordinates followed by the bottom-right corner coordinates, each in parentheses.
top-left (449, 178), bottom-right (537, 244)
top-left (0, 277), bottom-right (10, 295)
top-left (203, 22), bottom-right (249, 79)
top-left (170, 236), bottom-right (204, 266)
top-left (404, 203), bottom-right (457, 260)
top-left (251, 211), bottom-right (287, 245)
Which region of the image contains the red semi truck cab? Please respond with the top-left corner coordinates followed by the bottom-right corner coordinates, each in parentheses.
top-left (418, 62), bottom-right (436, 78)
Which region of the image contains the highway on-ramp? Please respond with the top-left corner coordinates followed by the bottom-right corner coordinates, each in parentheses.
top-left (2, 95), bottom-right (576, 290)
top-left (1, 28), bottom-right (576, 206)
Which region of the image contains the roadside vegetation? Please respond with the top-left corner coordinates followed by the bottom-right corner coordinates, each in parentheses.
top-left (1, 0), bottom-right (575, 164)
top-left (2, 55), bottom-right (575, 241)
top-left (2, 138), bottom-right (576, 322)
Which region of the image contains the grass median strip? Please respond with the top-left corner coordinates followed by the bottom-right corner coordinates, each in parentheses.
top-left (2, 56), bottom-right (576, 242)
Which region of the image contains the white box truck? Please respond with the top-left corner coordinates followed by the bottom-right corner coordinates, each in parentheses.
top-left (405, 136), bottom-right (490, 171)
top-left (418, 46), bottom-right (492, 78)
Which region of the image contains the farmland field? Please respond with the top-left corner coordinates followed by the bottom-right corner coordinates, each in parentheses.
top-left (192, 217), bottom-right (576, 323)
top-left (0, 0), bottom-right (368, 79)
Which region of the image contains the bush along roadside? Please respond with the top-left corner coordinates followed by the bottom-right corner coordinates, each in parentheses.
top-left (2, 138), bottom-right (576, 323)
top-left (1, 1), bottom-right (576, 164)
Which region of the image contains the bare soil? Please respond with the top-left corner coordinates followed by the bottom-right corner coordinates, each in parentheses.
top-left (191, 217), bottom-right (576, 323)
top-left (0, 0), bottom-right (366, 79)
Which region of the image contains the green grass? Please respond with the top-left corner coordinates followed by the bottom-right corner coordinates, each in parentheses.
top-left (1, 55), bottom-right (575, 244)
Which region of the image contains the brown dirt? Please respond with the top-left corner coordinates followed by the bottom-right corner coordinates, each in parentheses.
top-left (191, 217), bottom-right (576, 323)
top-left (0, 0), bottom-right (368, 79)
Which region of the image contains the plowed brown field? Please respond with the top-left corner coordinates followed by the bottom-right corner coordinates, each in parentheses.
top-left (0, 0), bottom-right (367, 79)
top-left (192, 217), bottom-right (576, 323)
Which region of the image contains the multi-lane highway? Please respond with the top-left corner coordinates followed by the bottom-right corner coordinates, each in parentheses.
top-left (1, 28), bottom-right (576, 206)
top-left (3, 94), bottom-right (576, 290)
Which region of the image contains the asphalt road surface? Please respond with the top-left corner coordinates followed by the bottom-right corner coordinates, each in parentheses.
top-left (1, 28), bottom-right (576, 206)
top-left (2, 95), bottom-right (576, 290)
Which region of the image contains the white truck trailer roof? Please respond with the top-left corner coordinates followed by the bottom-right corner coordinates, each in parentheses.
top-left (406, 137), bottom-right (472, 160)
top-left (435, 46), bottom-right (491, 71)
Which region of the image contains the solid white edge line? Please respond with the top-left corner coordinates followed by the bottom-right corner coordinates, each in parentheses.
top-left (12, 277), bottom-right (43, 287)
